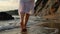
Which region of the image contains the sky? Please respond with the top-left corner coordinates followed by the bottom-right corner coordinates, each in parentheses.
top-left (0, 0), bottom-right (37, 11)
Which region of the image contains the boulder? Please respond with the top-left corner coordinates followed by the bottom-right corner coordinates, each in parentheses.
top-left (0, 12), bottom-right (14, 20)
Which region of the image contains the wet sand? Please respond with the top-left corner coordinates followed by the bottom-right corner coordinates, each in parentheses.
top-left (0, 15), bottom-right (60, 34)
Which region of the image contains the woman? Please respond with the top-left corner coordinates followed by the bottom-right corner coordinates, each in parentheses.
top-left (18, 0), bottom-right (34, 32)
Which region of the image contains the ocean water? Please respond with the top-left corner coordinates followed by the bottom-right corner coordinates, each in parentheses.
top-left (0, 15), bottom-right (41, 28)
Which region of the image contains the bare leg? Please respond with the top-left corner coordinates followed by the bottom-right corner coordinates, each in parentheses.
top-left (20, 13), bottom-right (25, 29)
top-left (20, 13), bottom-right (30, 32)
top-left (23, 13), bottom-right (30, 28)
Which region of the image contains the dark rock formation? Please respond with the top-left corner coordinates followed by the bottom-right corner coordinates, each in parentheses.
top-left (0, 12), bottom-right (14, 20)
top-left (34, 0), bottom-right (60, 34)
top-left (5, 10), bottom-right (18, 15)
top-left (34, 0), bottom-right (60, 16)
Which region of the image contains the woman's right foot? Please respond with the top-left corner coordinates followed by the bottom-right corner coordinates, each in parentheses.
top-left (21, 27), bottom-right (27, 32)
top-left (20, 23), bottom-right (27, 32)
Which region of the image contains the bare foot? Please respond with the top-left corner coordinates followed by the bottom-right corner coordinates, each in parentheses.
top-left (21, 28), bottom-right (27, 32)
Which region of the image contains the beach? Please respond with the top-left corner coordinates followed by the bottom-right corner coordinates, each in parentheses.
top-left (0, 15), bottom-right (59, 34)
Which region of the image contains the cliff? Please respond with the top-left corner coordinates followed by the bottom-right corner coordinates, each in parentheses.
top-left (34, 0), bottom-right (60, 17)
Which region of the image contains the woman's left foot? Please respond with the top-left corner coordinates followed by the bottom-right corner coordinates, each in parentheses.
top-left (21, 28), bottom-right (27, 32)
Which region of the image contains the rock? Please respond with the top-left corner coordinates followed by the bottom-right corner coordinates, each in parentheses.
top-left (34, 0), bottom-right (60, 16)
top-left (0, 12), bottom-right (14, 20)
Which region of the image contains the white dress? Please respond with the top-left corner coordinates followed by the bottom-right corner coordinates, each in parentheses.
top-left (18, 0), bottom-right (34, 14)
